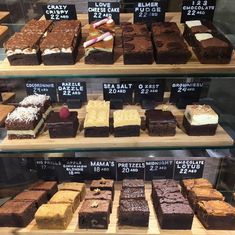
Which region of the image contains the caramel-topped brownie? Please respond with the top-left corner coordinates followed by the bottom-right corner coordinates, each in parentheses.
top-left (183, 105), bottom-right (219, 136)
top-left (122, 22), bottom-right (149, 37)
top-left (40, 31), bottom-right (78, 65)
top-left (21, 19), bottom-right (53, 34)
top-left (197, 200), bottom-right (235, 229)
top-left (19, 94), bottom-right (52, 119)
top-left (5, 107), bottom-right (44, 139)
top-left (113, 110), bottom-right (141, 137)
top-left (123, 35), bottom-right (153, 64)
top-left (151, 22), bottom-right (181, 36)
top-left (4, 32), bottom-right (42, 65)
top-left (89, 18), bottom-right (115, 36)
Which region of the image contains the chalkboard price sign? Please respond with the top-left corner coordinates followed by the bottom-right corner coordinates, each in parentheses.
top-left (88, 2), bottom-right (120, 24)
top-left (117, 162), bottom-right (145, 180)
top-left (145, 160), bottom-right (174, 180)
top-left (134, 0), bottom-right (167, 24)
top-left (181, 0), bottom-right (216, 23)
top-left (174, 160), bottom-right (205, 180)
top-left (25, 81), bottom-right (57, 102)
top-left (42, 4), bottom-right (77, 20)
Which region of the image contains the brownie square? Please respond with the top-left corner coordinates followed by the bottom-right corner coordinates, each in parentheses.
top-left (30, 181), bottom-right (58, 199)
top-left (145, 110), bottom-right (177, 136)
top-left (35, 203), bottom-right (73, 229)
top-left (52, 20), bottom-right (81, 35)
top-left (152, 179), bottom-right (179, 190)
top-left (151, 22), bottom-right (181, 36)
top-left (90, 179), bottom-right (114, 199)
top-left (122, 179), bottom-right (145, 189)
top-left (122, 22), bottom-right (149, 37)
top-left (120, 187), bottom-right (145, 200)
top-left (79, 200), bottom-right (111, 229)
top-left (14, 190), bottom-right (47, 208)
top-left (46, 111), bottom-right (79, 138)
top-left (118, 199), bottom-right (149, 227)
top-left (60, 182), bottom-right (86, 200)
top-left (123, 35), bottom-right (154, 64)
top-left (197, 200), bottom-right (235, 230)
top-left (0, 200), bottom-right (37, 227)
top-left (21, 19), bottom-right (53, 34)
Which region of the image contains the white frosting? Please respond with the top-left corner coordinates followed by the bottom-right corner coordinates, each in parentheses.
top-left (42, 47), bottom-right (72, 55)
top-left (186, 20), bottom-right (202, 28)
top-left (84, 110), bottom-right (109, 128)
top-left (185, 105), bottom-right (218, 126)
top-left (113, 110), bottom-right (141, 128)
top-left (195, 33), bottom-right (213, 41)
top-left (86, 100), bottom-right (110, 113)
top-left (103, 35), bottom-right (113, 41)
top-left (20, 94), bottom-right (50, 106)
top-left (6, 48), bottom-right (36, 56)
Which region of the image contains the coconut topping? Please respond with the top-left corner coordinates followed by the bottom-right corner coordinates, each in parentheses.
top-left (20, 94), bottom-right (50, 106)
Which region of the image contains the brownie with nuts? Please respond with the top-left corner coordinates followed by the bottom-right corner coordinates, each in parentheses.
top-left (122, 22), bottom-right (149, 37)
top-left (30, 181), bottom-right (58, 199)
top-left (90, 179), bottom-right (114, 199)
top-left (123, 35), bottom-right (154, 64)
top-left (118, 199), bottom-right (149, 227)
top-left (120, 187), bottom-right (145, 200)
top-left (122, 179), bottom-right (145, 189)
top-left (79, 200), bottom-right (111, 229)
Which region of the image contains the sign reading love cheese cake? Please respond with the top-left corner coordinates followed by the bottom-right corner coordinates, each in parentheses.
top-left (42, 4), bottom-right (77, 20)
top-left (181, 0), bottom-right (217, 23)
top-left (88, 2), bottom-right (120, 24)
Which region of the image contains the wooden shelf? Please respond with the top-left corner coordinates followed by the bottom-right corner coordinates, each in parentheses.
top-left (0, 13), bottom-right (235, 78)
top-left (0, 11), bottom-right (9, 22)
top-left (1, 184), bottom-right (234, 235)
top-left (0, 104), bottom-right (233, 152)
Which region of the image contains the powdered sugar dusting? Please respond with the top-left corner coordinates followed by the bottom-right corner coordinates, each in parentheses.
top-left (20, 94), bottom-right (50, 106)
top-left (6, 107), bottom-right (40, 123)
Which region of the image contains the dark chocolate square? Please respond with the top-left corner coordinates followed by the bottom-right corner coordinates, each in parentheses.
top-left (30, 181), bottom-right (58, 199)
top-left (120, 187), bottom-right (145, 200)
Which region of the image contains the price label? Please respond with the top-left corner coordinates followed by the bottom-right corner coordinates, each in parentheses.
top-left (42, 4), bottom-right (77, 20)
top-left (181, 0), bottom-right (216, 23)
top-left (25, 81), bottom-right (57, 102)
top-left (57, 82), bottom-right (87, 103)
top-left (145, 160), bottom-right (174, 180)
top-left (174, 160), bottom-right (205, 180)
top-left (88, 2), bottom-right (120, 24)
top-left (117, 162), bottom-right (145, 180)
top-left (134, 81), bottom-right (165, 104)
top-left (103, 83), bottom-right (134, 104)
top-left (89, 160), bottom-right (116, 180)
top-left (134, 0), bottom-right (167, 25)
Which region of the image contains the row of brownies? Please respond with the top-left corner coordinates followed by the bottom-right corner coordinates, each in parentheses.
top-left (4, 18), bottom-right (233, 66)
top-left (5, 95), bottom-right (219, 139)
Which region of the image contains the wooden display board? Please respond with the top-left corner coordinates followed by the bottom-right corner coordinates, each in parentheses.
top-left (0, 104), bottom-right (233, 152)
top-left (0, 13), bottom-right (235, 77)
top-left (1, 184), bottom-right (234, 235)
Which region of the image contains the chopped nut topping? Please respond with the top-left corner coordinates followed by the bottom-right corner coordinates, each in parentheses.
top-left (90, 201), bottom-right (99, 208)
top-left (100, 177), bottom-right (106, 185)
top-left (94, 188), bottom-right (101, 195)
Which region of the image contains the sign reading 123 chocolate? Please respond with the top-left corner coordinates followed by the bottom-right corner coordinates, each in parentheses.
top-left (134, 0), bottom-right (167, 24)
top-left (42, 4), bottom-right (77, 20)
top-left (88, 2), bottom-right (120, 24)
top-left (181, 0), bottom-right (216, 23)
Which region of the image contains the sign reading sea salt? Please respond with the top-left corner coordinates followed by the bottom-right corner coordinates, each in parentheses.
top-left (181, 0), bottom-right (216, 23)
top-left (88, 2), bottom-right (120, 24)
top-left (42, 4), bottom-right (77, 20)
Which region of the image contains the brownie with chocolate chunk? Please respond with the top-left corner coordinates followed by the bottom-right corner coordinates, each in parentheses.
top-left (30, 181), bottom-right (58, 199)
top-left (122, 22), bottom-right (149, 37)
top-left (123, 35), bottom-right (154, 64)
top-left (151, 22), bottom-right (181, 36)
top-left (4, 32), bottom-right (42, 65)
top-left (21, 19), bottom-right (53, 34)
top-left (120, 187), bottom-right (145, 200)
top-left (90, 179), bottom-right (114, 199)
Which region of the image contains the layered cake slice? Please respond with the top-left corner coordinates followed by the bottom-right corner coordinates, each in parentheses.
top-left (89, 18), bottom-right (115, 36)
top-left (192, 32), bottom-right (233, 64)
top-left (21, 19), bottom-right (53, 34)
top-left (4, 32), bottom-right (42, 65)
top-left (113, 110), bottom-right (141, 137)
top-left (19, 94), bottom-right (52, 119)
top-left (145, 109), bottom-right (177, 136)
top-left (84, 32), bottom-right (114, 64)
top-left (5, 107), bottom-right (44, 139)
top-left (40, 31), bottom-right (78, 65)
top-left (122, 22), bottom-right (149, 37)
top-left (123, 35), bottom-right (153, 64)
top-left (183, 105), bottom-right (219, 136)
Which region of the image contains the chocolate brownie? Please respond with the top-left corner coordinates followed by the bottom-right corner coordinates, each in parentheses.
top-left (4, 32), bottom-right (42, 65)
top-left (152, 179), bottom-right (179, 190)
top-left (122, 179), bottom-right (145, 189)
top-left (21, 19), bottom-right (53, 34)
top-left (46, 111), bottom-right (79, 138)
top-left (118, 199), bottom-right (149, 227)
top-left (122, 22), bottom-right (149, 37)
top-left (14, 190), bottom-right (47, 208)
top-left (197, 200), bottom-right (235, 230)
top-left (79, 200), bottom-right (111, 229)
top-left (90, 178), bottom-right (114, 199)
top-left (52, 20), bottom-right (81, 35)
top-left (30, 181), bottom-right (58, 199)
top-left (145, 109), bottom-right (177, 136)
top-left (151, 22), bottom-right (181, 36)
top-left (0, 200), bottom-right (37, 227)
top-left (120, 187), bottom-right (145, 200)
top-left (123, 35), bottom-right (154, 64)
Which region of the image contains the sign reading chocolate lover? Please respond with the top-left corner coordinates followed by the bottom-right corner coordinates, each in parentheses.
top-left (25, 81), bottom-right (57, 102)
top-left (88, 2), bottom-right (120, 24)
top-left (145, 160), bottom-right (174, 180)
top-left (174, 160), bottom-right (205, 180)
top-left (134, 81), bottom-right (165, 104)
top-left (181, 0), bottom-right (216, 23)
top-left (134, 0), bottom-right (167, 24)
top-left (42, 4), bottom-right (77, 20)
top-left (117, 162), bottom-right (145, 180)
top-left (89, 160), bottom-right (116, 180)
top-left (57, 82), bottom-right (87, 103)
top-left (103, 83), bottom-right (134, 103)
